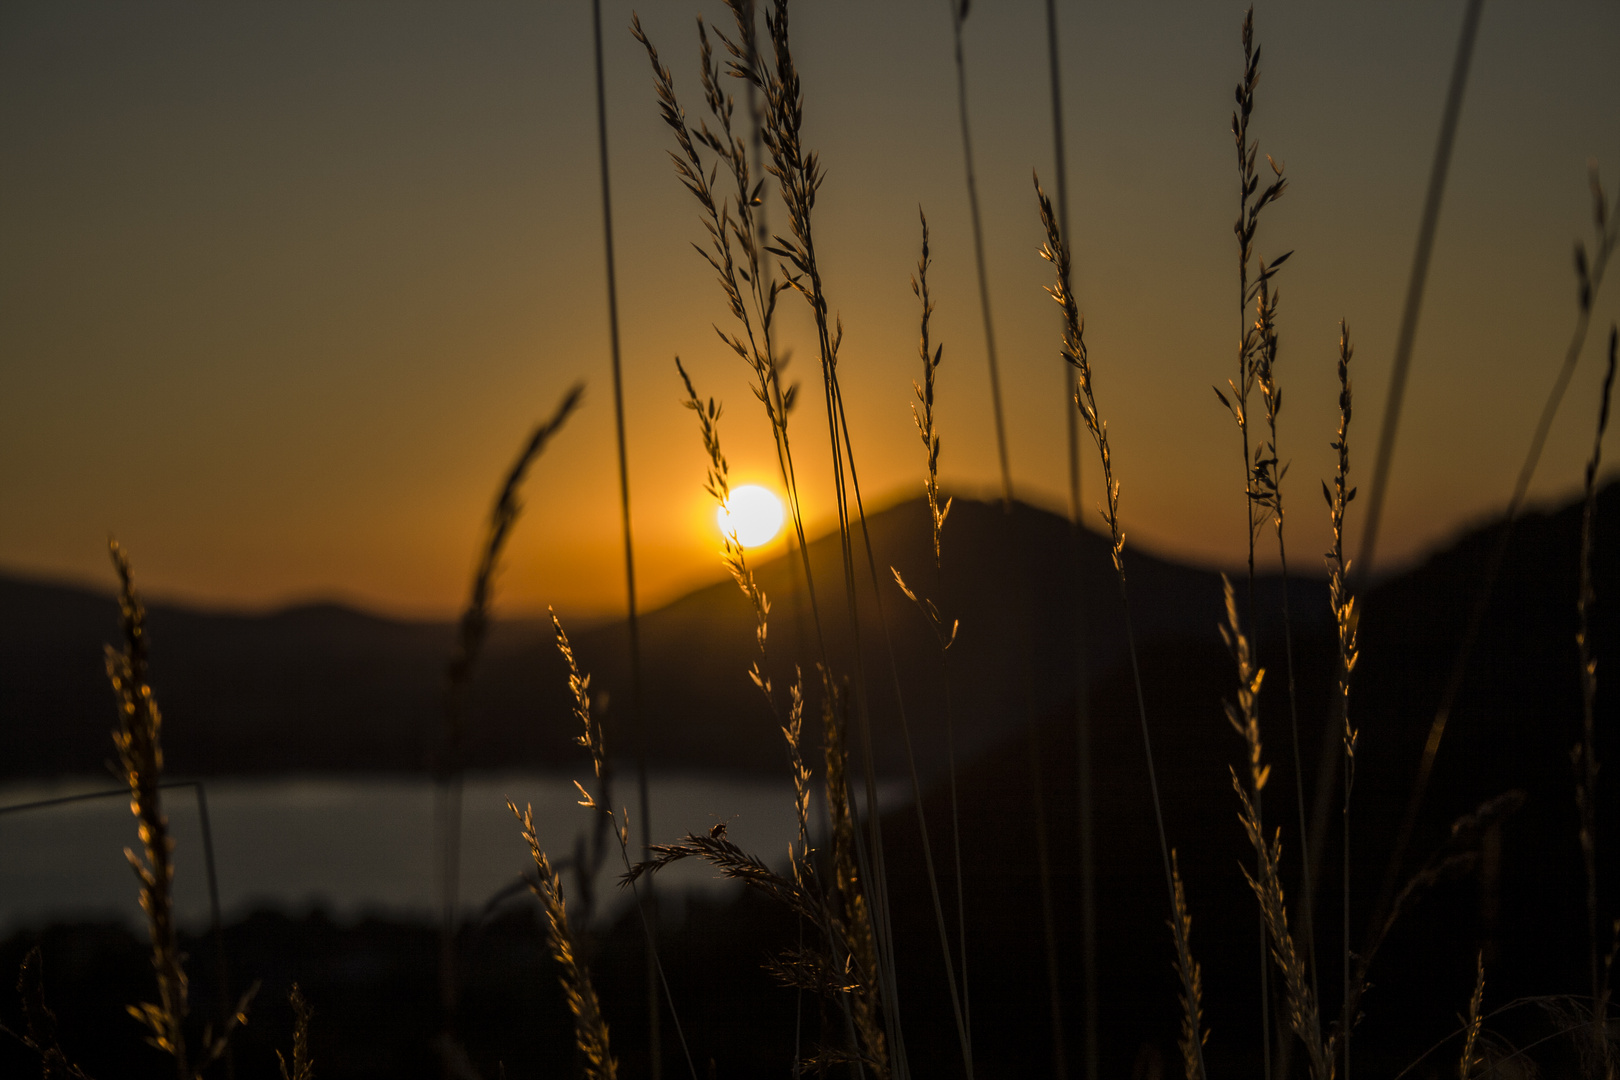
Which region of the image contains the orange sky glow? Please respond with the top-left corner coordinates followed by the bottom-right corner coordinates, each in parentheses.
top-left (2, 1), bottom-right (1617, 621)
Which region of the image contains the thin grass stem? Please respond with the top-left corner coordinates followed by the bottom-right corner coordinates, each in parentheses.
top-left (1368, 168), bottom-right (1620, 959)
top-left (589, 8), bottom-right (660, 1071)
top-left (946, 0), bottom-right (1011, 507)
top-left (1355, 0), bottom-right (1486, 583)
top-left (1038, 173), bottom-right (1203, 1080)
top-left (435, 385), bottom-right (583, 1044)
top-left (1575, 327), bottom-right (1616, 1064)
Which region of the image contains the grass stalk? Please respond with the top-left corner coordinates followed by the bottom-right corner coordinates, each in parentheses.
top-left (676, 352), bottom-right (861, 1070)
top-left (275, 984), bottom-right (312, 1080)
top-left (1354, 0), bottom-right (1485, 583)
top-left (1215, 14), bottom-right (1291, 1065)
top-left (436, 385), bottom-right (583, 1040)
top-left (1459, 954), bottom-right (1485, 1080)
top-left (1234, 776), bottom-right (1331, 1080)
top-left (1037, 173), bottom-right (1203, 1080)
top-left (890, 212), bottom-right (973, 1078)
top-left (515, 807), bottom-right (618, 1080)
top-left (1250, 262), bottom-right (1321, 1028)
top-left (946, 0), bottom-right (1011, 506)
top-left (1169, 852), bottom-right (1208, 1080)
top-left (631, 4), bottom-right (829, 668)
top-left (588, 3), bottom-right (660, 1073)
top-left (14, 945), bottom-right (95, 1077)
top-left (546, 612), bottom-right (698, 1080)
top-left (1044, 0), bottom-right (1079, 529)
top-left (1575, 326), bottom-right (1615, 1060)
top-left (1323, 324), bottom-right (1360, 1078)
top-left (947, 13), bottom-right (1064, 1065)
top-left (1368, 168), bottom-right (1620, 958)
top-left (744, 3), bottom-right (911, 1069)
top-left (1222, 573), bottom-right (1331, 1080)
top-left (637, 8), bottom-right (895, 1069)
top-left (1044, 6), bottom-right (1100, 1075)
top-left (105, 541), bottom-right (190, 1080)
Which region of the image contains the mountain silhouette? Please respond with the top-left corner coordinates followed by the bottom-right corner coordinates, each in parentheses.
top-left (0, 494), bottom-right (1318, 780)
top-left (1, 485), bottom-right (1615, 1077)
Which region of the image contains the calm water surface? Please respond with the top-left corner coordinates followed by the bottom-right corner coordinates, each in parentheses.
top-left (0, 772), bottom-right (865, 932)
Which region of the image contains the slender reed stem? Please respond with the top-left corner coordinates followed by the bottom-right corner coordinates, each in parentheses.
top-left (436, 386), bottom-right (583, 1045)
top-left (1170, 851), bottom-right (1208, 1080)
top-left (891, 213), bottom-right (973, 1077)
top-left (635, 8), bottom-right (882, 1067)
top-left (1323, 324), bottom-right (1359, 1077)
top-left (1576, 327), bottom-right (1615, 1044)
top-left (946, 14), bottom-right (1063, 1066)
top-left (588, 7), bottom-right (660, 1073)
top-left (750, 4), bottom-right (909, 1068)
top-left (1217, 12), bottom-right (1290, 1070)
top-left (1251, 266), bottom-right (1320, 1024)
top-left (1045, 0), bottom-right (1080, 527)
top-left (106, 541), bottom-right (190, 1080)
top-left (1355, 0), bottom-right (1485, 583)
top-left (1044, 6), bottom-right (1099, 1075)
top-left (632, 4), bottom-right (830, 672)
top-left (1459, 954), bottom-right (1485, 1080)
top-left (547, 612), bottom-right (699, 1080)
top-left (1038, 174), bottom-right (1203, 1080)
top-left (1368, 168), bottom-right (1620, 949)
top-left (1222, 574), bottom-right (1332, 1080)
top-left (946, 0), bottom-right (1011, 506)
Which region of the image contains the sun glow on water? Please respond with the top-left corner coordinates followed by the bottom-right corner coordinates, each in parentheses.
top-left (717, 485), bottom-right (785, 548)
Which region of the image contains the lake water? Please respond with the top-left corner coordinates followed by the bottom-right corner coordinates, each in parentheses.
top-left (0, 772), bottom-right (889, 933)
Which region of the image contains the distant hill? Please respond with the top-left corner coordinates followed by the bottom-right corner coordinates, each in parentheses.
top-left (2, 489), bottom-right (1614, 790)
top-left (0, 494), bottom-right (1318, 780)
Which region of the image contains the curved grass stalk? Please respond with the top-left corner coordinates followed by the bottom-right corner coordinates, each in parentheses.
top-left (1037, 174), bottom-right (1203, 1080)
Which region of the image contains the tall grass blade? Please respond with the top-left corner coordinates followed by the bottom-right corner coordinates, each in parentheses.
top-left (946, 0), bottom-right (1011, 506)
top-left (1368, 169), bottom-right (1620, 959)
top-left (1043, 5), bottom-right (1100, 1075)
top-left (1356, 0), bottom-right (1485, 582)
top-left (1575, 326), bottom-right (1615, 1066)
top-left (1037, 173), bottom-right (1201, 1080)
top-left (436, 385), bottom-right (583, 1042)
top-left (105, 540), bottom-right (191, 1080)
top-left (588, 5), bottom-right (661, 1071)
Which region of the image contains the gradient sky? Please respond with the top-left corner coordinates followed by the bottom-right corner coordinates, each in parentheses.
top-left (2, 1), bottom-right (1617, 620)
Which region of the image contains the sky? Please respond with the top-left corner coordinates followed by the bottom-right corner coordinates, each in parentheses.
top-left (2, 0), bottom-right (1617, 621)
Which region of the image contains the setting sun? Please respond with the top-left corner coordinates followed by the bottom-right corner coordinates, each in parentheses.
top-left (717, 485), bottom-right (785, 548)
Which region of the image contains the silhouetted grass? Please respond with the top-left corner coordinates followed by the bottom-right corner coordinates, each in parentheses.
top-left (8, 4), bottom-right (1618, 1080)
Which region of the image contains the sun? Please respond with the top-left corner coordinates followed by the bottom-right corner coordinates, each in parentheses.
top-left (717, 485), bottom-right (785, 548)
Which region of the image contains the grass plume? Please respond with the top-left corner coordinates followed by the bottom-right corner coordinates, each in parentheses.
top-left (1323, 322), bottom-right (1361, 1076)
top-left (1214, 13), bottom-right (1291, 1065)
top-left (106, 541), bottom-right (191, 1079)
top-left (676, 357), bottom-right (772, 693)
top-left (275, 984), bottom-right (312, 1080)
top-left (1037, 172), bottom-right (1199, 1079)
top-left (1458, 953), bottom-right (1485, 1080)
top-left (514, 805), bottom-right (617, 1080)
top-left (548, 609), bottom-right (698, 1080)
top-left (890, 210), bottom-right (973, 1077)
top-left (1234, 770), bottom-right (1330, 1080)
top-left (11, 947), bottom-right (94, 1080)
top-left (437, 384), bottom-right (584, 1025)
top-left (1169, 853), bottom-right (1207, 1080)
